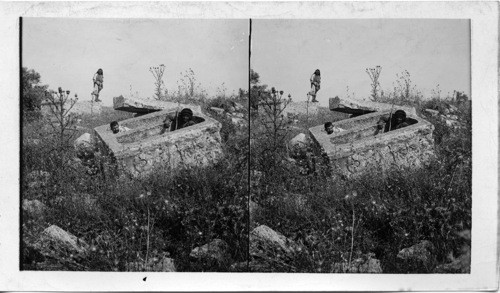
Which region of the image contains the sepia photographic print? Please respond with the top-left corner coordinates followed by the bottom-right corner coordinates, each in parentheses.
top-left (1, 1), bottom-right (499, 291)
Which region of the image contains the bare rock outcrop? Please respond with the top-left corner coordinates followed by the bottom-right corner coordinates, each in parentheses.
top-left (35, 225), bottom-right (89, 257)
top-left (22, 199), bottom-right (47, 217)
top-left (250, 225), bottom-right (300, 260)
top-left (397, 240), bottom-right (435, 270)
top-left (190, 239), bottom-right (232, 269)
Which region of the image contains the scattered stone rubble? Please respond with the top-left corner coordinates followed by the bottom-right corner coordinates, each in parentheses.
top-left (424, 103), bottom-right (466, 129)
top-left (241, 224), bottom-right (383, 273)
top-left (35, 225), bottom-right (89, 256)
top-left (74, 133), bottom-right (94, 156)
top-left (73, 132), bottom-right (100, 174)
top-left (289, 133), bottom-right (308, 154)
top-left (246, 225), bottom-right (302, 272)
top-left (397, 240), bottom-right (435, 267)
top-left (22, 199), bottom-right (47, 217)
top-left (189, 239), bottom-right (232, 269)
top-left (209, 101), bottom-right (247, 128)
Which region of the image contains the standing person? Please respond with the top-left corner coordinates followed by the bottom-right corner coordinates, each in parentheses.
top-left (309, 69), bottom-right (321, 103)
top-left (91, 68), bottom-right (104, 102)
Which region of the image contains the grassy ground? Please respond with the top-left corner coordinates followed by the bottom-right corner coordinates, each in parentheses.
top-left (21, 91), bottom-right (471, 273)
top-left (22, 97), bottom-right (249, 272)
top-left (250, 96), bottom-right (471, 273)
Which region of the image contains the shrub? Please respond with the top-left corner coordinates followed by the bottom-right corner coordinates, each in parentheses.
top-left (22, 67), bottom-right (49, 120)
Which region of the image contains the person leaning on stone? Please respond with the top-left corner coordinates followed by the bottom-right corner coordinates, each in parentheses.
top-left (178, 108), bottom-right (196, 129)
top-left (376, 109), bottom-right (410, 133)
top-left (164, 108), bottom-right (197, 131)
top-left (110, 121), bottom-right (130, 134)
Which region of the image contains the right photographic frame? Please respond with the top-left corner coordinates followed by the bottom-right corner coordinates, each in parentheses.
top-left (249, 19), bottom-right (471, 274)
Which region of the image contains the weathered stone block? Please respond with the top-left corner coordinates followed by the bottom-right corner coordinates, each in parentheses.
top-left (329, 96), bottom-right (416, 116)
top-left (309, 110), bottom-right (435, 178)
top-left (113, 95), bottom-right (202, 115)
top-left (36, 225), bottom-right (89, 255)
top-left (94, 110), bottom-right (222, 178)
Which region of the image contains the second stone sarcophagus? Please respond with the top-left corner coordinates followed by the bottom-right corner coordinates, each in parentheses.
top-left (94, 110), bottom-right (223, 177)
top-left (309, 110), bottom-right (435, 178)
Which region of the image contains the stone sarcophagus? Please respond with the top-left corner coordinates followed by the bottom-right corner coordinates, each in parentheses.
top-left (309, 110), bottom-right (435, 178)
top-left (94, 110), bottom-right (223, 177)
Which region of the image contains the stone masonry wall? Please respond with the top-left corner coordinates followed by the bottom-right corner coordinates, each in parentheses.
top-left (309, 110), bottom-right (435, 178)
top-left (94, 110), bottom-right (222, 178)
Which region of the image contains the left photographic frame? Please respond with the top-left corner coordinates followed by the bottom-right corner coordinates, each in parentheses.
top-left (20, 17), bottom-right (251, 272)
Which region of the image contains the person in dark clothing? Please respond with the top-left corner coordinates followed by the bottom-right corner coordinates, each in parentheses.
top-left (376, 110), bottom-right (410, 133)
top-left (309, 69), bottom-right (321, 103)
top-left (164, 108), bottom-right (197, 131)
top-left (178, 108), bottom-right (196, 129)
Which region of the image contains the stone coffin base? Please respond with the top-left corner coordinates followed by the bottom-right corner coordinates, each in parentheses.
top-left (94, 109), bottom-right (223, 178)
top-left (309, 110), bottom-right (435, 178)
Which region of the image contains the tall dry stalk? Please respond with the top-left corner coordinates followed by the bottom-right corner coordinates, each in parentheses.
top-left (150, 64), bottom-right (166, 100)
top-left (366, 66), bottom-right (382, 101)
top-left (348, 203), bottom-right (355, 269)
top-left (45, 87), bottom-right (78, 152)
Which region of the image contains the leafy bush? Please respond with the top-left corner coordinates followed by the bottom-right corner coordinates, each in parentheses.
top-left (22, 67), bottom-right (49, 121)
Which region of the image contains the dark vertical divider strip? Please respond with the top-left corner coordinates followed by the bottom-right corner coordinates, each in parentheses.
top-left (19, 16), bottom-right (23, 270)
top-left (246, 18), bottom-right (252, 272)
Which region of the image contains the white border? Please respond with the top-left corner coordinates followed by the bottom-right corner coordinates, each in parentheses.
top-left (0, 1), bottom-right (497, 291)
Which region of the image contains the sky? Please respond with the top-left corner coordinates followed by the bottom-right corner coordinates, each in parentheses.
top-left (23, 18), bottom-right (249, 106)
top-left (251, 19), bottom-right (471, 107)
top-left (23, 19), bottom-right (470, 108)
